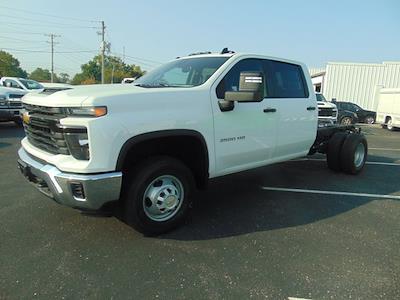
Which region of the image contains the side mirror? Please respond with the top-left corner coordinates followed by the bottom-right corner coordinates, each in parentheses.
top-left (225, 71), bottom-right (264, 102)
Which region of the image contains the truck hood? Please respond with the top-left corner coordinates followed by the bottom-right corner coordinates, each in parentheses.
top-left (22, 84), bottom-right (192, 107)
top-left (317, 101), bottom-right (337, 109)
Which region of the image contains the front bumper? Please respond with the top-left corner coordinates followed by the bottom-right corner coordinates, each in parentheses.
top-left (17, 147), bottom-right (122, 210)
top-left (0, 108), bottom-right (22, 121)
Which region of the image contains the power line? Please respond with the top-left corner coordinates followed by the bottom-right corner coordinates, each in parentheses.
top-left (0, 14), bottom-right (98, 27)
top-left (0, 47), bottom-right (97, 53)
top-left (112, 52), bottom-right (163, 65)
top-left (0, 35), bottom-right (47, 43)
top-left (0, 21), bottom-right (99, 29)
top-left (0, 4), bottom-right (98, 23)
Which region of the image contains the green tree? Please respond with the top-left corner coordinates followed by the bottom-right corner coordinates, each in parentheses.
top-left (58, 72), bottom-right (70, 83)
top-left (0, 50), bottom-right (28, 78)
top-left (72, 55), bottom-right (145, 85)
top-left (29, 68), bottom-right (52, 82)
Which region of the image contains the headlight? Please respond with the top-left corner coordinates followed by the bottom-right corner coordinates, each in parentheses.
top-left (0, 95), bottom-right (7, 105)
top-left (63, 127), bottom-right (90, 160)
top-left (65, 106), bottom-right (107, 117)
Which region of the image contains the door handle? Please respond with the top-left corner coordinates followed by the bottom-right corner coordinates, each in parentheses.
top-left (263, 108), bottom-right (276, 113)
top-left (307, 106), bottom-right (316, 111)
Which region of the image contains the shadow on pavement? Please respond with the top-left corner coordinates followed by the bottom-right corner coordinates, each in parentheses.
top-left (0, 122), bottom-right (25, 139)
top-left (160, 154), bottom-right (399, 241)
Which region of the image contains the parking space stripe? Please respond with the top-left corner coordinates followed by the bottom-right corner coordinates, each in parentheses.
top-left (369, 147), bottom-right (400, 151)
top-left (261, 186), bottom-right (400, 200)
top-left (292, 158), bottom-right (400, 166)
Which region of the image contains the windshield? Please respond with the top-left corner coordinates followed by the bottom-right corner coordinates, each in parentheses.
top-left (19, 79), bottom-right (43, 90)
top-left (316, 93), bottom-right (327, 102)
top-left (134, 57), bottom-right (229, 88)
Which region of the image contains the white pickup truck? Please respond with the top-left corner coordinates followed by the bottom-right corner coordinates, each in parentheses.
top-left (17, 50), bottom-right (368, 235)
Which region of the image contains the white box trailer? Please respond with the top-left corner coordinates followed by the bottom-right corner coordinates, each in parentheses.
top-left (376, 88), bottom-right (400, 130)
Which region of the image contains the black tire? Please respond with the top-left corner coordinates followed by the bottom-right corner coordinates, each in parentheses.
top-left (327, 132), bottom-right (347, 172)
top-left (340, 134), bottom-right (368, 174)
top-left (340, 116), bottom-right (353, 126)
top-left (123, 156), bottom-right (195, 235)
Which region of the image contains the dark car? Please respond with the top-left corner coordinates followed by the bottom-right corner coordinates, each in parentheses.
top-left (335, 101), bottom-right (376, 124)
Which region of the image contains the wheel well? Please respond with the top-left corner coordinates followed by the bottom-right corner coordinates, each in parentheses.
top-left (116, 130), bottom-right (209, 189)
top-left (385, 116), bottom-right (392, 123)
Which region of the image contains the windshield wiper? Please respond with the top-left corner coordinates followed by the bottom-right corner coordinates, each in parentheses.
top-left (134, 83), bottom-right (176, 88)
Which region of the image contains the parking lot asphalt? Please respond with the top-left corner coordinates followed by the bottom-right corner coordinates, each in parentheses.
top-left (1, 123), bottom-right (399, 299)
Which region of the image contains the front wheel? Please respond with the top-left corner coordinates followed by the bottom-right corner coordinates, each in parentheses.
top-left (340, 116), bottom-right (353, 126)
top-left (387, 118), bottom-right (394, 131)
top-left (123, 156), bottom-right (195, 235)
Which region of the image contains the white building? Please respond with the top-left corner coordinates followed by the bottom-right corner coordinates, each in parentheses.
top-left (309, 62), bottom-right (400, 110)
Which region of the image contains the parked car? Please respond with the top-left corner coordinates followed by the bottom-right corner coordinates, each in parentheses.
top-left (316, 93), bottom-right (337, 127)
top-left (376, 88), bottom-right (400, 131)
top-left (0, 77), bottom-right (44, 92)
top-left (0, 86), bottom-right (27, 125)
top-left (18, 49), bottom-right (368, 235)
top-left (335, 101), bottom-right (376, 124)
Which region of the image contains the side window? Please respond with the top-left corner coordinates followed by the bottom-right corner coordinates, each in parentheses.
top-left (5, 79), bottom-right (21, 89)
top-left (216, 59), bottom-right (265, 99)
top-left (263, 60), bottom-right (308, 98)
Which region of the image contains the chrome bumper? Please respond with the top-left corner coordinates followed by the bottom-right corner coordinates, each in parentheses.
top-left (17, 147), bottom-right (122, 210)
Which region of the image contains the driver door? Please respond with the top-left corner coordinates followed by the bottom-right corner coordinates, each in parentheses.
top-left (211, 58), bottom-right (278, 176)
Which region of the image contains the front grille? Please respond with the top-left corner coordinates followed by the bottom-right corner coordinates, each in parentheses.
top-left (9, 94), bottom-right (24, 99)
top-left (9, 101), bottom-right (22, 108)
top-left (319, 108), bottom-right (336, 117)
top-left (23, 104), bottom-right (69, 155)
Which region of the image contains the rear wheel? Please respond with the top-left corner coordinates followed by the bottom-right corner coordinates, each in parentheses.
top-left (327, 132), bottom-right (347, 172)
top-left (123, 156), bottom-right (195, 235)
top-left (340, 134), bottom-right (368, 174)
top-left (340, 116), bottom-right (352, 126)
top-left (365, 116), bottom-right (375, 124)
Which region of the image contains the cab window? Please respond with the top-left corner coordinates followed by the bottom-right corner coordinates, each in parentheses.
top-left (216, 59), bottom-right (265, 99)
top-left (263, 60), bottom-right (308, 98)
top-left (4, 79), bottom-right (22, 89)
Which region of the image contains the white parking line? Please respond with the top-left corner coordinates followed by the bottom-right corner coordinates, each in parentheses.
top-left (261, 186), bottom-right (400, 200)
top-left (293, 158), bottom-right (400, 166)
top-left (369, 147), bottom-right (400, 152)
top-left (288, 298), bottom-right (312, 300)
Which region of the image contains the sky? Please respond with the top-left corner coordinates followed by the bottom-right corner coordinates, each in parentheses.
top-left (0, 0), bottom-right (399, 77)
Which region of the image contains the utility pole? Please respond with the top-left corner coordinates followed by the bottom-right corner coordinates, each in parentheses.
top-left (46, 33), bottom-right (60, 83)
top-left (123, 46), bottom-right (125, 64)
top-left (101, 21), bottom-right (105, 84)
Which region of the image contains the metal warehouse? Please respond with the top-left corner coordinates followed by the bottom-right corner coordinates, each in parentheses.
top-left (309, 62), bottom-right (400, 110)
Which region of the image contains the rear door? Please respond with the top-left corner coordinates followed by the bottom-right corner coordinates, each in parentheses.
top-left (262, 60), bottom-right (317, 159)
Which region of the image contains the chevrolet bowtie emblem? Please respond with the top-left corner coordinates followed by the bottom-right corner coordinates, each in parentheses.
top-left (22, 111), bottom-right (30, 124)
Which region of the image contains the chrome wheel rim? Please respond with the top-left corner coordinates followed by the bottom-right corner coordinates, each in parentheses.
top-left (366, 117), bottom-right (374, 124)
top-left (142, 175), bottom-right (184, 222)
top-left (342, 117), bottom-right (351, 125)
top-left (354, 143), bottom-right (365, 168)
top-left (387, 119), bottom-right (393, 130)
